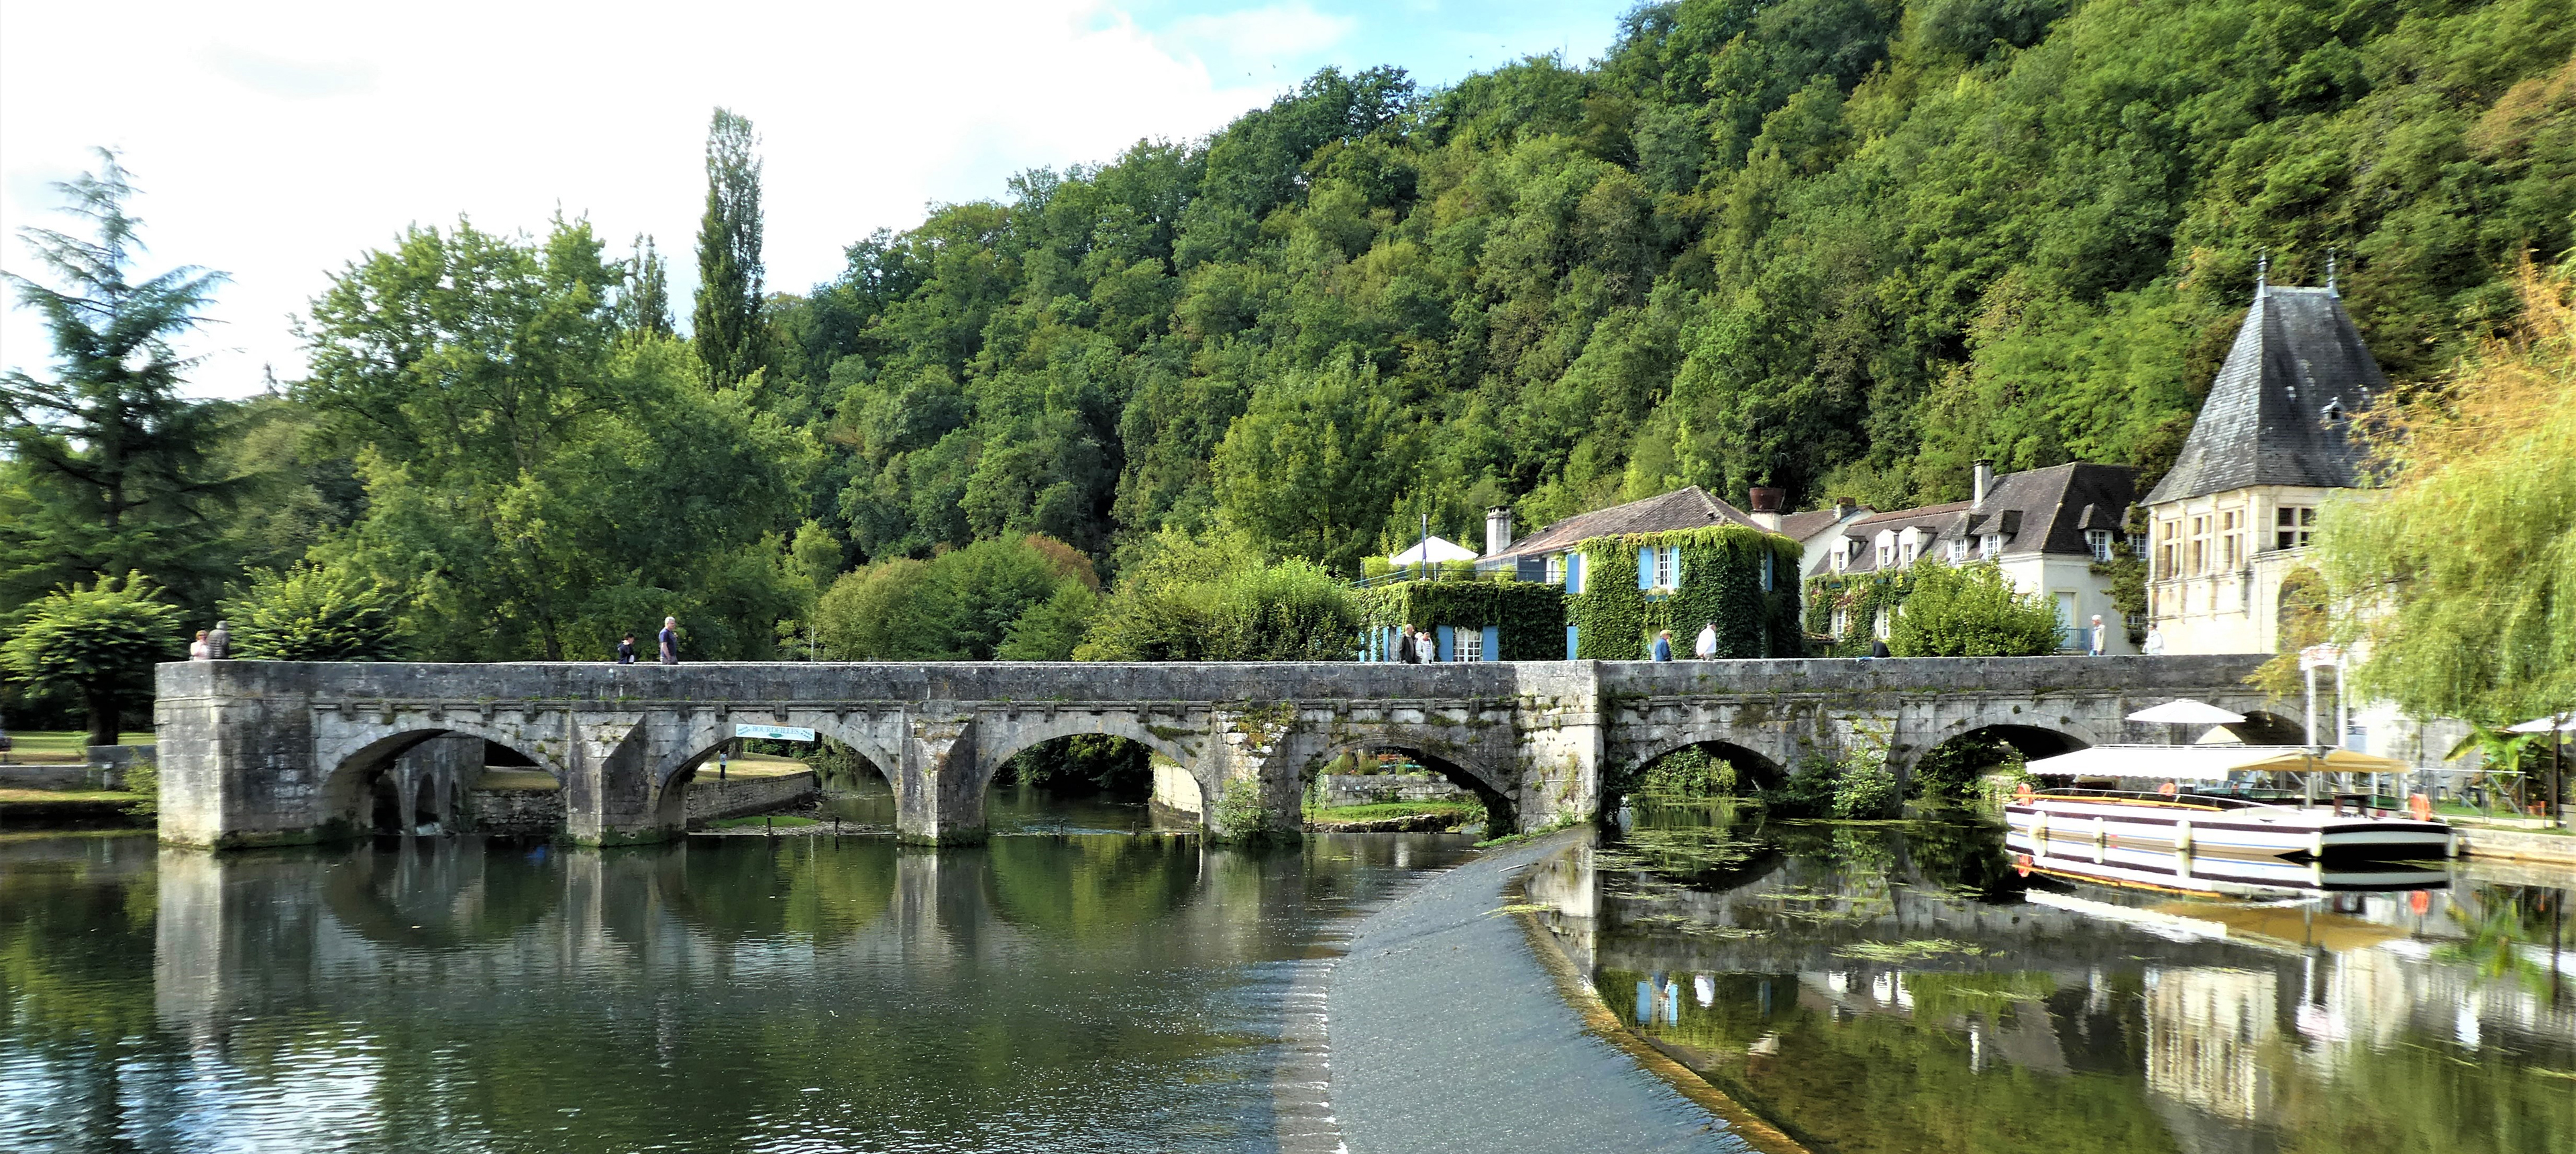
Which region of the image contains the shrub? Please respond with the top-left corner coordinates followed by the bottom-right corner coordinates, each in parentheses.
top-left (221, 563), bottom-right (407, 661)
top-left (1886, 561), bottom-right (2062, 656)
top-left (0, 573), bottom-right (183, 749)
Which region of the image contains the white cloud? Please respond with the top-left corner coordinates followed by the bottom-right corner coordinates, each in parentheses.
top-left (1165, 2), bottom-right (1356, 62)
top-left (0, 1), bottom-right (1292, 397)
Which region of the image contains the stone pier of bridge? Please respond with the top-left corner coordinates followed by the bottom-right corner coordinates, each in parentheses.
top-left (151, 655), bottom-right (2269, 848)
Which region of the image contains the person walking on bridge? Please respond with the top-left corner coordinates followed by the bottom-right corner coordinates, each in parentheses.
top-left (616, 633), bottom-right (638, 664)
top-left (1651, 630), bottom-right (1673, 662)
top-left (658, 617), bottom-right (680, 665)
top-left (1693, 621), bottom-right (1718, 660)
top-left (205, 621), bottom-right (230, 660)
top-left (1395, 625), bottom-right (1418, 664)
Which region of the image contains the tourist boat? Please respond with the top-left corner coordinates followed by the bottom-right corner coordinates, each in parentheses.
top-left (2002, 786), bottom-right (2455, 861)
top-left (2004, 829), bottom-right (2449, 899)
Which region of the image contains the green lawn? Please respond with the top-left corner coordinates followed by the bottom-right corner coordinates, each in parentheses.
top-left (2, 731), bottom-right (156, 763)
top-left (1308, 800), bottom-right (1481, 823)
top-left (0, 788), bottom-right (150, 804)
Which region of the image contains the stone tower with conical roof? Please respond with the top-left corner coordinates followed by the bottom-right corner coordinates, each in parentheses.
top-left (2143, 274), bottom-right (2385, 654)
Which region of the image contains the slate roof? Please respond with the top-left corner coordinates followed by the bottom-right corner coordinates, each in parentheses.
top-left (1775, 507), bottom-right (1866, 541)
top-left (1487, 485), bottom-right (1758, 563)
top-left (2143, 286), bottom-right (2384, 505)
top-left (1833, 463), bottom-right (2139, 574)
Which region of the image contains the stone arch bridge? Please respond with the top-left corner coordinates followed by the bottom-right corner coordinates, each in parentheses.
top-left (154, 655), bottom-right (2270, 848)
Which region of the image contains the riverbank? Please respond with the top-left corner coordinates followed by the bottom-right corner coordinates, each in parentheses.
top-left (1322, 829), bottom-right (1746, 1154)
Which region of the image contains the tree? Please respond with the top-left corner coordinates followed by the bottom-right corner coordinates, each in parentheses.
top-left (0, 150), bottom-right (233, 607)
top-left (2319, 260), bottom-right (2576, 724)
top-left (622, 233), bottom-right (674, 338)
top-left (218, 563), bottom-right (405, 661)
top-left (1075, 528), bottom-right (1356, 660)
top-left (297, 217), bottom-right (807, 660)
top-left (1212, 360), bottom-right (1412, 574)
top-left (0, 572), bottom-right (182, 747)
top-left (812, 535), bottom-right (1091, 660)
top-left (1885, 561), bottom-right (2063, 657)
top-left (694, 108), bottom-right (765, 387)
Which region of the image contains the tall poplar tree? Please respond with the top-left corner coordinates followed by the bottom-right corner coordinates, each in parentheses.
top-left (693, 108), bottom-right (764, 386)
top-left (0, 149), bottom-right (233, 607)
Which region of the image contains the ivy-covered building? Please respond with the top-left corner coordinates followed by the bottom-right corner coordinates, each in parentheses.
top-left (1806, 462), bottom-right (2143, 655)
top-left (1362, 486), bottom-right (1803, 661)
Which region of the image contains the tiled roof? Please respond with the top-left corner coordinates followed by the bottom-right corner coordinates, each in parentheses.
top-left (1831, 463), bottom-right (2139, 573)
top-left (1775, 507), bottom-right (1865, 541)
top-left (1489, 486), bottom-right (1756, 562)
top-left (2143, 286), bottom-right (2383, 505)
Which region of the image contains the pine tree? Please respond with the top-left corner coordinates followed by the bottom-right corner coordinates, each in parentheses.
top-left (0, 150), bottom-right (233, 607)
top-left (692, 108), bottom-right (764, 386)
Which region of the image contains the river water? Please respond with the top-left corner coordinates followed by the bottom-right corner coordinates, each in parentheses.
top-left (0, 791), bottom-right (1476, 1153)
top-left (1539, 803), bottom-right (2576, 1154)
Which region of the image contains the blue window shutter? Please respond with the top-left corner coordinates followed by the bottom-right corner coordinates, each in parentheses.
top-left (1669, 545), bottom-right (1682, 586)
top-left (1481, 625), bottom-right (1501, 662)
top-left (1761, 552), bottom-right (1774, 591)
top-left (1638, 547), bottom-right (1654, 590)
top-left (1566, 625), bottom-right (1579, 660)
top-left (1435, 625), bottom-right (1454, 662)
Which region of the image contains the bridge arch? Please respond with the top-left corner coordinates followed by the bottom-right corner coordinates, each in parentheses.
top-left (1301, 734), bottom-right (1519, 835)
top-left (647, 716), bottom-right (903, 832)
top-left (968, 712), bottom-right (1214, 819)
top-left (1611, 736), bottom-right (1790, 796)
top-left (319, 723), bottom-right (566, 837)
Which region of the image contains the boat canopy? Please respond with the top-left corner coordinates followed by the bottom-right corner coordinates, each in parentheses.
top-left (2024, 744), bottom-right (2408, 782)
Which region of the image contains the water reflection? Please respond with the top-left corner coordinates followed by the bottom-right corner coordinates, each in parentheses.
top-left (0, 828), bottom-right (1472, 1153)
top-left (1546, 804), bottom-right (2575, 1154)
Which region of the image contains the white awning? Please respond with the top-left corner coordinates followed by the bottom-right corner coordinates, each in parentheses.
top-left (2023, 744), bottom-right (2384, 782)
top-left (1387, 536), bottom-right (1479, 565)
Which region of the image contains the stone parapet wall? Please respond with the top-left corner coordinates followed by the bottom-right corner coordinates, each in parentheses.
top-left (470, 788), bottom-right (564, 837)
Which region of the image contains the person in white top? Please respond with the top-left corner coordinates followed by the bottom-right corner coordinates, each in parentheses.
top-left (1693, 622), bottom-right (1719, 660)
top-left (2141, 626), bottom-right (2167, 656)
top-left (189, 630), bottom-right (211, 660)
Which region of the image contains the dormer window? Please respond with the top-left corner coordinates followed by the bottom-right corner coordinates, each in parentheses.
top-left (2322, 399), bottom-right (2347, 424)
top-left (2086, 529), bottom-right (2114, 562)
top-left (1946, 539), bottom-right (1968, 563)
top-left (1980, 533), bottom-right (2004, 559)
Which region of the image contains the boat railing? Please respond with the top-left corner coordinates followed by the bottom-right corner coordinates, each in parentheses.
top-left (2019, 788), bottom-right (2271, 811)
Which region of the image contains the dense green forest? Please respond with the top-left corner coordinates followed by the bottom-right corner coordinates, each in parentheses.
top-left (5, 0), bottom-right (2571, 709)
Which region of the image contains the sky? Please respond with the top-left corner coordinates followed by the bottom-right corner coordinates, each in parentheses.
top-left (1, 0), bottom-right (1633, 399)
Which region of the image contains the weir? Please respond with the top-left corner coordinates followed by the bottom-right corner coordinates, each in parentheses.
top-left (152, 655), bottom-right (2269, 847)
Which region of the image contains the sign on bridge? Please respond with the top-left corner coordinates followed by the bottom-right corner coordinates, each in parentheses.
top-left (734, 723), bottom-right (816, 742)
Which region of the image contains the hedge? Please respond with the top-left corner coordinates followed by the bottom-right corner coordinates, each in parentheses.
top-left (1568, 526), bottom-right (1803, 660)
top-left (1353, 578), bottom-right (1566, 660)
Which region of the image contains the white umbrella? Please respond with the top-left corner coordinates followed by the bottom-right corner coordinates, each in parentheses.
top-left (2504, 713), bottom-right (2576, 734)
top-left (2127, 699), bottom-right (2247, 725)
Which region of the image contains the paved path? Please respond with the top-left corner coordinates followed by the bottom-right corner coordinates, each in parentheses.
top-left (1325, 831), bottom-right (1750, 1154)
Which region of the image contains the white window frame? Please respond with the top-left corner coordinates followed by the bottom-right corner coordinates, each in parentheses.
top-left (1946, 538), bottom-right (1968, 563)
top-left (1654, 545), bottom-right (1679, 589)
top-left (1544, 553), bottom-right (1564, 586)
top-left (1980, 533), bottom-right (2003, 560)
top-left (1456, 629), bottom-right (1483, 662)
top-left (2086, 529), bottom-right (2113, 562)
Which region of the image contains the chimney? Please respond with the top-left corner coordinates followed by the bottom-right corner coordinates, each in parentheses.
top-left (1747, 486), bottom-right (1785, 531)
top-left (1484, 506), bottom-right (1513, 557)
top-left (1831, 496), bottom-right (1856, 520)
top-left (1972, 460), bottom-right (1994, 507)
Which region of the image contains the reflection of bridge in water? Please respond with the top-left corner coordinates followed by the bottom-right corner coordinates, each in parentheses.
top-left (154, 655), bottom-right (2266, 846)
top-left (150, 835), bottom-right (1426, 1045)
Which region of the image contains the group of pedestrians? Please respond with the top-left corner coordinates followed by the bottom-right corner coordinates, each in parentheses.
top-left (1643, 622), bottom-right (1725, 662)
top-left (187, 622), bottom-right (230, 660)
top-left (616, 617), bottom-right (682, 664)
top-left (1391, 625), bottom-right (1439, 663)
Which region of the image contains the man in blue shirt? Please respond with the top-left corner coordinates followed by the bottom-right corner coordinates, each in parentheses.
top-left (1650, 630), bottom-right (1673, 662)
